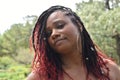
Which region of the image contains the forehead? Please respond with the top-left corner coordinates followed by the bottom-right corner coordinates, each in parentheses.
top-left (46, 11), bottom-right (68, 25)
top-left (48, 10), bottom-right (65, 19)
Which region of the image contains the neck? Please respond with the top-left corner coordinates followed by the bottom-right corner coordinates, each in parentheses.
top-left (61, 51), bottom-right (83, 69)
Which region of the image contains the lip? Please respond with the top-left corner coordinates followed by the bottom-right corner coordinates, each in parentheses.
top-left (54, 38), bottom-right (66, 46)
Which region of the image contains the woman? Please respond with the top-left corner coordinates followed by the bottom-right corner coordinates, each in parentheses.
top-left (27, 5), bottom-right (120, 80)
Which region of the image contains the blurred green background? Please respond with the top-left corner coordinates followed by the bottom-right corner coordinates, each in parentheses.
top-left (0, 0), bottom-right (120, 80)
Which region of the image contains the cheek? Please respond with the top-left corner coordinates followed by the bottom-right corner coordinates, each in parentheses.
top-left (65, 25), bottom-right (79, 39)
top-left (65, 27), bottom-right (80, 48)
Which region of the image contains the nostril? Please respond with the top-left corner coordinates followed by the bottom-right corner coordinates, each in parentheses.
top-left (52, 33), bottom-right (60, 39)
top-left (51, 29), bottom-right (60, 39)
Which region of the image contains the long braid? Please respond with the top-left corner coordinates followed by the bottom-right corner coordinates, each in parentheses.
top-left (64, 9), bottom-right (110, 79)
top-left (31, 5), bottom-right (110, 80)
top-left (31, 6), bottom-right (67, 80)
top-left (70, 12), bottom-right (110, 79)
top-left (72, 13), bottom-right (110, 79)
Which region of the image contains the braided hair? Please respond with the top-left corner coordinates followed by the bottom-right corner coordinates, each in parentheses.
top-left (31, 5), bottom-right (110, 80)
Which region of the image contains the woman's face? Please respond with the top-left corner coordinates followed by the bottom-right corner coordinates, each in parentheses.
top-left (46, 11), bottom-right (81, 54)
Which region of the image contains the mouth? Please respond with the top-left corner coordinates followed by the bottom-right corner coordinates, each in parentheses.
top-left (54, 37), bottom-right (66, 46)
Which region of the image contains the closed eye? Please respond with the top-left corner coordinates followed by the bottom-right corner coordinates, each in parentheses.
top-left (55, 22), bottom-right (65, 29)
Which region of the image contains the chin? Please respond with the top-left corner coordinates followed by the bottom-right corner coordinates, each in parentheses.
top-left (54, 45), bottom-right (70, 54)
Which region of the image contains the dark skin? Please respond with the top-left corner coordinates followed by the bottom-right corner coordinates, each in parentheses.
top-left (46, 11), bottom-right (86, 80)
top-left (46, 11), bottom-right (81, 55)
top-left (27, 11), bottom-right (120, 80)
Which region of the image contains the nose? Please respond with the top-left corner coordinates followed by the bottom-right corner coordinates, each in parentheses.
top-left (51, 29), bottom-right (60, 40)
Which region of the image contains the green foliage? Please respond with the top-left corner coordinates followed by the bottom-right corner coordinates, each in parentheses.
top-left (0, 56), bottom-right (15, 69)
top-left (0, 64), bottom-right (30, 80)
top-left (0, 16), bottom-right (37, 80)
top-left (15, 48), bottom-right (34, 64)
top-left (0, 56), bottom-right (31, 80)
top-left (76, 1), bottom-right (120, 63)
top-left (0, 15), bottom-right (37, 63)
top-left (0, 15), bottom-right (37, 80)
top-left (0, 1), bottom-right (120, 80)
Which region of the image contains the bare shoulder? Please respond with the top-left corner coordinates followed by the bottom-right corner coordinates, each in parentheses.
top-left (105, 59), bottom-right (120, 80)
top-left (26, 71), bottom-right (40, 80)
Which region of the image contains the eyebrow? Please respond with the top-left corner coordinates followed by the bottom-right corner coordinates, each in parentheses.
top-left (52, 19), bottom-right (65, 25)
top-left (46, 19), bottom-right (64, 29)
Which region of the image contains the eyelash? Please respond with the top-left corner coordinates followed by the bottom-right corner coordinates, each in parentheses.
top-left (56, 23), bottom-right (65, 29)
top-left (46, 23), bottom-right (65, 37)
